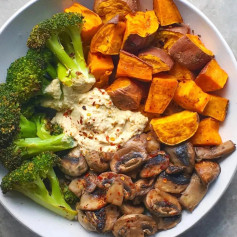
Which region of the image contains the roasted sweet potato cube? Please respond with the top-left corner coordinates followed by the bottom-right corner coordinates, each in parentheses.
top-left (106, 77), bottom-right (143, 110)
top-left (90, 16), bottom-right (126, 55)
top-left (65, 3), bottom-right (102, 43)
top-left (168, 62), bottom-right (194, 81)
top-left (195, 161), bottom-right (221, 186)
top-left (94, 0), bottom-right (139, 22)
top-left (191, 118), bottom-right (222, 146)
top-left (153, 0), bottom-right (183, 26)
top-left (195, 59), bottom-right (228, 92)
top-left (163, 100), bottom-right (183, 116)
top-left (202, 95), bottom-right (229, 122)
top-left (165, 23), bottom-right (190, 34)
top-left (174, 80), bottom-right (211, 113)
top-left (139, 47), bottom-right (174, 74)
top-left (145, 77), bottom-right (178, 114)
top-left (150, 110), bottom-right (199, 145)
top-left (169, 34), bottom-right (214, 71)
top-left (122, 11), bottom-right (159, 53)
top-left (87, 52), bottom-right (114, 88)
top-left (116, 50), bottom-right (153, 82)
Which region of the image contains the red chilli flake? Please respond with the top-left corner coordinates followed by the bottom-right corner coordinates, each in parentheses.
top-left (106, 136), bottom-right (110, 143)
top-left (92, 101), bottom-right (96, 106)
top-left (63, 109), bottom-right (72, 117)
top-left (83, 132), bottom-right (88, 137)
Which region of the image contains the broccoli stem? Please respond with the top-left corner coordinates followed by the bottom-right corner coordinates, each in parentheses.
top-left (57, 62), bottom-right (72, 86)
top-left (19, 115), bottom-right (37, 138)
top-left (46, 64), bottom-right (57, 79)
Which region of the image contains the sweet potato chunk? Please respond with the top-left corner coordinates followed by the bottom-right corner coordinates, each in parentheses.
top-left (163, 100), bottom-right (183, 116)
top-left (65, 3), bottom-right (102, 43)
top-left (145, 77), bottom-right (178, 114)
top-left (116, 50), bottom-right (153, 81)
top-left (174, 80), bottom-right (211, 113)
top-left (165, 23), bottom-right (190, 34)
top-left (195, 161), bottom-right (221, 186)
top-left (168, 62), bottom-right (194, 81)
top-left (122, 11), bottom-right (159, 53)
top-left (87, 52), bottom-right (114, 88)
top-left (90, 16), bottom-right (126, 55)
top-left (106, 77), bottom-right (143, 110)
top-left (153, 0), bottom-right (183, 26)
top-left (150, 110), bottom-right (199, 145)
top-left (94, 0), bottom-right (139, 22)
top-left (195, 59), bottom-right (228, 92)
top-left (202, 95), bottom-right (229, 122)
top-left (191, 118), bottom-right (222, 146)
top-left (169, 34), bottom-right (214, 71)
top-left (139, 47), bottom-right (174, 74)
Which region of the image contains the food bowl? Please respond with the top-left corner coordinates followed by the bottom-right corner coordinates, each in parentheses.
top-left (0, 0), bottom-right (237, 237)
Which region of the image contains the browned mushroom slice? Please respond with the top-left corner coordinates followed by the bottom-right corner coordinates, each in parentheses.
top-left (110, 145), bottom-right (147, 173)
top-left (195, 161), bottom-right (221, 186)
top-left (60, 147), bottom-right (88, 177)
top-left (77, 210), bottom-right (97, 232)
top-left (106, 180), bottom-right (124, 206)
top-left (124, 133), bottom-right (148, 149)
top-left (85, 150), bottom-right (109, 173)
top-left (166, 165), bottom-right (185, 174)
top-left (145, 189), bottom-right (182, 217)
top-left (195, 140), bottom-right (236, 162)
top-left (120, 202), bottom-right (144, 215)
top-left (97, 172), bottom-right (118, 189)
top-left (164, 142), bottom-right (195, 174)
top-left (135, 178), bottom-right (155, 196)
top-left (155, 215), bottom-right (182, 230)
top-left (112, 214), bottom-right (157, 237)
top-left (118, 174), bottom-right (136, 200)
top-left (179, 173), bottom-right (207, 212)
top-left (155, 171), bottom-right (190, 194)
top-left (146, 132), bottom-right (161, 155)
top-left (77, 189), bottom-right (107, 211)
top-left (140, 152), bottom-right (169, 178)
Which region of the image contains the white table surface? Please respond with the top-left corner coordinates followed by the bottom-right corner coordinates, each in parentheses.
top-left (0, 0), bottom-right (237, 236)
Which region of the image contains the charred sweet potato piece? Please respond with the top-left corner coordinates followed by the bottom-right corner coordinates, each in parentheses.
top-left (191, 118), bottom-right (222, 146)
top-left (202, 95), bottom-right (229, 122)
top-left (195, 161), bottom-right (221, 186)
top-left (116, 50), bottom-right (153, 81)
top-left (150, 110), bottom-right (199, 145)
top-left (168, 62), bottom-right (194, 81)
top-left (195, 59), bottom-right (228, 92)
top-left (169, 34), bottom-right (214, 71)
top-left (139, 47), bottom-right (174, 74)
top-left (90, 16), bottom-right (126, 55)
top-left (165, 23), bottom-right (190, 34)
top-left (87, 52), bottom-right (114, 88)
top-left (122, 11), bottom-right (159, 53)
top-left (65, 3), bottom-right (102, 43)
top-left (145, 77), bottom-right (178, 114)
top-left (106, 77), bottom-right (143, 110)
top-left (153, 0), bottom-right (183, 26)
top-left (94, 0), bottom-right (139, 22)
top-left (174, 80), bottom-right (211, 113)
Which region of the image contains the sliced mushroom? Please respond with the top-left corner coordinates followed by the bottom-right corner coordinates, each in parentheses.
top-left (85, 150), bottom-right (109, 173)
top-left (164, 142), bottom-right (195, 174)
top-left (166, 165), bottom-right (185, 174)
top-left (179, 173), bottom-right (207, 212)
top-left (60, 147), bottom-right (88, 177)
top-left (195, 140), bottom-right (236, 162)
top-left (97, 172), bottom-right (118, 189)
top-left (106, 180), bottom-right (124, 206)
top-left (155, 171), bottom-right (190, 194)
top-left (195, 161), bottom-right (221, 186)
top-left (155, 215), bottom-right (182, 230)
top-left (120, 202), bottom-right (144, 215)
top-left (77, 210), bottom-right (97, 232)
top-left (146, 132), bottom-right (160, 155)
top-left (124, 133), bottom-right (148, 150)
top-left (145, 189), bottom-right (182, 217)
top-left (112, 214), bottom-right (157, 237)
top-left (118, 174), bottom-right (136, 200)
top-left (110, 145), bottom-right (147, 173)
top-left (135, 178), bottom-right (155, 197)
top-left (140, 152), bottom-right (169, 178)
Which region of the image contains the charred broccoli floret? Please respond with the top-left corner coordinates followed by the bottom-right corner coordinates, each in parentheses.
top-left (1, 152), bottom-right (77, 220)
top-left (60, 180), bottom-right (79, 205)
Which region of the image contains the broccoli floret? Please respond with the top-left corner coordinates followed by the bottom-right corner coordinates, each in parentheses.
top-left (60, 180), bottom-right (79, 205)
top-left (50, 123), bottom-right (63, 136)
top-left (19, 114), bottom-right (37, 138)
top-left (27, 12), bottom-right (95, 92)
top-left (1, 152), bottom-right (77, 220)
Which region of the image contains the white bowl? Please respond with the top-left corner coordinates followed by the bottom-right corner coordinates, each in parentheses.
top-left (0, 0), bottom-right (237, 237)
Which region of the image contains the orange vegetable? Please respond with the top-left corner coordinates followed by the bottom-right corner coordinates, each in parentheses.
top-left (90, 15), bottom-right (126, 55)
top-left (145, 77), bottom-right (178, 114)
top-left (65, 3), bottom-right (102, 43)
top-left (138, 47), bottom-right (174, 74)
top-left (191, 118), bottom-right (222, 146)
top-left (153, 0), bottom-right (183, 26)
top-left (163, 100), bottom-right (183, 116)
top-left (122, 11), bottom-right (159, 53)
top-left (195, 59), bottom-right (228, 92)
top-left (106, 77), bottom-right (143, 110)
top-left (87, 52), bottom-right (114, 88)
top-left (174, 80), bottom-right (211, 113)
top-left (150, 110), bottom-right (199, 145)
top-left (116, 50), bottom-right (153, 82)
top-left (169, 62), bottom-right (194, 81)
top-left (202, 95), bottom-right (229, 122)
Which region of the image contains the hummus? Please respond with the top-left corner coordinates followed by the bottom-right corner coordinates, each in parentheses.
top-left (52, 88), bottom-right (148, 155)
